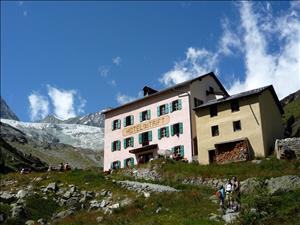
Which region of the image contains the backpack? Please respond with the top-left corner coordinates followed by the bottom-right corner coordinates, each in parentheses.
top-left (215, 190), bottom-right (221, 198)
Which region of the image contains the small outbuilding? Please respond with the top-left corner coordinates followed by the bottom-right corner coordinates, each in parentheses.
top-left (194, 85), bottom-right (284, 164)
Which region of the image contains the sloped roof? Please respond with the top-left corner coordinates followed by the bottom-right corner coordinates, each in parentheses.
top-left (103, 72), bottom-right (229, 114)
top-left (193, 85), bottom-right (284, 114)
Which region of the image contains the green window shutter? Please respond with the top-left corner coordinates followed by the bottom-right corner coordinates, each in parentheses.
top-left (124, 139), bottom-right (126, 149)
top-left (157, 106), bottom-right (160, 117)
top-left (171, 147), bottom-right (174, 153)
top-left (165, 104), bottom-right (169, 113)
top-left (123, 118), bottom-right (126, 127)
top-left (178, 99), bottom-right (182, 110)
top-left (131, 115), bottom-right (134, 125)
top-left (179, 123), bottom-right (183, 134)
top-left (111, 142), bottom-right (114, 152)
top-left (180, 145), bottom-right (184, 157)
top-left (117, 141), bottom-right (120, 150)
top-left (124, 159), bottom-right (127, 168)
top-left (166, 126), bottom-right (169, 137)
top-left (149, 130), bottom-right (152, 141)
top-left (111, 162), bottom-right (114, 170)
top-left (131, 137), bottom-right (134, 147)
top-left (171, 125), bottom-right (174, 136)
top-left (158, 128), bottom-right (161, 140)
top-left (117, 161), bottom-right (121, 169)
top-left (130, 158), bottom-right (134, 166)
top-left (117, 120), bottom-right (121, 129)
top-left (139, 112), bottom-right (142, 122)
top-left (170, 103), bottom-right (173, 113)
top-left (111, 121), bottom-right (114, 130)
top-left (148, 110), bottom-right (151, 119)
top-left (139, 134), bottom-right (142, 144)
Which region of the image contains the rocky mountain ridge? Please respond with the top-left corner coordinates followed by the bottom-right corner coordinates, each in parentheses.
top-left (0, 97), bottom-right (19, 121)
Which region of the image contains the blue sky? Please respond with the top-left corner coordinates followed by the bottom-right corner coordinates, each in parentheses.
top-left (1, 1), bottom-right (299, 122)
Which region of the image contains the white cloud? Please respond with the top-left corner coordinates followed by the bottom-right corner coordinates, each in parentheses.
top-left (110, 80), bottom-right (117, 86)
top-left (116, 93), bottom-right (137, 105)
top-left (28, 93), bottom-right (49, 121)
top-left (23, 11), bottom-right (27, 16)
top-left (228, 1), bottom-right (300, 99)
top-left (159, 47), bottom-right (218, 86)
top-left (112, 56), bottom-right (122, 66)
top-left (47, 85), bottom-right (86, 120)
top-left (160, 1), bottom-right (300, 99)
top-left (98, 66), bottom-right (110, 77)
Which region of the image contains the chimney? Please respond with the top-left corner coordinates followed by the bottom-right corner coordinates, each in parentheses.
top-left (143, 86), bottom-right (158, 96)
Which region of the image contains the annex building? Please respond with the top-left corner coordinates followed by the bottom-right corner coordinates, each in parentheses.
top-left (194, 85), bottom-right (284, 164)
top-left (103, 72), bottom-right (229, 171)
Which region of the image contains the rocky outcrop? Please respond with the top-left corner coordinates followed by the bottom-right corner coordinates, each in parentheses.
top-left (265, 175), bottom-right (300, 194)
top-left (116, 180), bottom-right (179, 193)
top-left (275, 138), bottom-right (300, 160)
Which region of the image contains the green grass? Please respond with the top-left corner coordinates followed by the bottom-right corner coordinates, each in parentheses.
top-left (128, 157), bottom-right (300, 182)
top-left (282, 98), bottom-right (300, 123)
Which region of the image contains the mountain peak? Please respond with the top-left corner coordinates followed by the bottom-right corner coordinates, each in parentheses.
top-left (0, 97), bottom-right (19, 121)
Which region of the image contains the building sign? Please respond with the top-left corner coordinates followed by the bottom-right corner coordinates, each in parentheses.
top-left (122, 115), bottom-right (170, 137)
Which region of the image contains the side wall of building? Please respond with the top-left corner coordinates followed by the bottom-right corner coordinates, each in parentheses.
top-left (103, 87), bottom-right (192, 171)
top-left (189, 76), bottom-right (228, 157)
top-left (196, 96), bottom-right (265, 164)
top-left (259, 90), bottom-right (284, 155)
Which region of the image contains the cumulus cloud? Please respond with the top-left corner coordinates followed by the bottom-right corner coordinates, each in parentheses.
top-left (159, 47), bottom-right (219, 86)
top-left (98, 65), bottom-right (110, 77)
top-left (228, 1), bottom-right (300, 98)
top-left (116, 93), bottom-right (137, 105)
top-left (28, 93), bottom-right (49, 121)
top-left (112, 56), bottom-right (122, 66)
top-left (47, 85), bottom-right (79, 120)
top-left (160, 1), bottom-right (300, 99)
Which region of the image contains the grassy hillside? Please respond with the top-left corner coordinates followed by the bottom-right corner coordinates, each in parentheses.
top-left (282, 97), bottom-right (300, 123)
top-left (1, 157), bottom-right (299, 225)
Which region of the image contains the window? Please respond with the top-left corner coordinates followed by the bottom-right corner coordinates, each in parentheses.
top-left (210, 105), bottom-right (218, 117)
top-left (140, 110), bottom-right (151, 122)
top-left (194, 98), bottom-right (203, 108)
top-left (139, 131), bottom-right (152, 146)
top-left (211, 125), bottom-right (219, 137)
top-left (124, 115), bottom-right (134, 127)
top-left (111, 140), bottom-right (121, 151)
top-left (124, 137), bottom-right (134, 149)
top-left (112, 119), bottom-right (121, 130)
top-left (111, 160), bottom-right (121, 170)
top-left (171, 123), bottom-right (183, 136)
top-left (172, 145), bottom-right (184, 159)
top-left (231, 100), bottom-right (240, 112)
top-left (206, 86), bottom-right (215, 95)
top-left (233, 120), bottom-right (241, 132)
top-left (123, 157), bottom-right (134, 168)
top-left (158, 127), bottom-right (169, 139)
top-left (170, 99), bottom-right (182, 112)
top-left (157, 104), bottom-right (169, 116)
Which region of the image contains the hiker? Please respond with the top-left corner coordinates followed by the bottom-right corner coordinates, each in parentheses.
top-left (216, 185), bottom-right (225, 209)
top-left (231, 176), bottom-right (241, 211)
top-left (64, 163), bottom-right (71, 171)
top-left (225, 179), bottom-right (233, 208)
top-left (58, 162), bottom-right (64, 172)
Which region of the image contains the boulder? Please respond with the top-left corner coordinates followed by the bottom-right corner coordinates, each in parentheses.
top-left (143, 192), bottom-right (150, 198)
top-left (25, 220), bottom-right (35, 225)
top-left (16, 190), bottom-right (28, 199)
top-left (11, 205), bottom-right (25, 218)
top-left (108, 203), bottom-right (120, 209)
top-left (0, 191), bottom-right (16, 203)
top-left (222, 211), bottom-right (239, 223)
top-left (96, 216), bottom-right (103, 223)
top-left (46, 182), bottom-right (58, 192)
top-left (266, 175), bottom-right (300, 194)
top-left (240, 178), bottom-right (262, 194)
top-left (37, 218), bottom-right (47, 225)
top-left (53, 209), bottom-right (74, 220)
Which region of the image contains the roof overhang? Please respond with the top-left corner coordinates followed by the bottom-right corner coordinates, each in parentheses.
top-left (129, 144), bottom-right (158, 154)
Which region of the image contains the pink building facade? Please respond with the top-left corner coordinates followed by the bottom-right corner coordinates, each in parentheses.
top-left (103, 72), bottom-right (228, 171)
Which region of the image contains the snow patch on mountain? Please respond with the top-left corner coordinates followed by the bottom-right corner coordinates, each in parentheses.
top-left (1, 119), bottom-right (104, 151)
